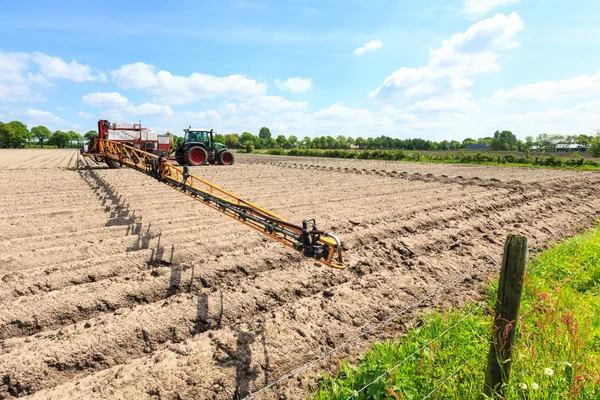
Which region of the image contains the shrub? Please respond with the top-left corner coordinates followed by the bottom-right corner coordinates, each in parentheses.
top-left (267, 148), bottom-right (286, 155)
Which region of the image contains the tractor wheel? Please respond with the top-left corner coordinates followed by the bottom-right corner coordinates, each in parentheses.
top-left (186, 146), bottom-right (208, 166)
top-left (106, 158), bottom-right (121, 169)
top-left (218, 151), bottom-right (235, 165)
top-left (175, 154), bottom-right (185, 165)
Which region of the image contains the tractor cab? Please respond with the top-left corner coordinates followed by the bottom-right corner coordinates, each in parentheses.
top-left (175, 127), bottom-right (234, 166)
top-left (184, 129), bottom-right (210, 144)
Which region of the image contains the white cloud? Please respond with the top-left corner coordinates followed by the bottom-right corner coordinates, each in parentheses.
top-left (30, 53), bottom-right (106, 83)
top-left (0, 50), bottom-right (105, 102)
top-left (370, 12), bottom-right (524, 102)
top-left (124, 103), bottom-right (175, 116)
top-left (274, 77), bottom-right (313, 92)
top-left (408, 92), bottom-right (478, 113)
top-left (239, 95), bottom-right (308, 114)
top-left (110, 62), bottom-right (267, 105)
top-left (82, 92), bottom-right (129, 108)
top-left (492, 101), bottom-right (600, 135)
top-left (2, 108), bottom-right (74, 131)
top-left (489, 70), bottom-right (600, 103)
top-left (353, 40), bottom-right (384, 56)
top-left (463, 0), bottom-right (520, 16)
top-left (77, 111), bottom-right (94, 118)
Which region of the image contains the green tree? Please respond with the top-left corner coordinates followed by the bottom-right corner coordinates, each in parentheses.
top-left (5, 121), bottom-right (31, 148)
top-left (240, 131), bottom-right (256, 146)
top-left (355, 137), bottom-right (366, 149)
top-left (258, 127), bottom-right (271, 142)
top-left (31, 126), bottom-right (52, 148)
top-left (49, 130), bottom-right (70, 148)
top-left (0, 122), bottom-right (10, 148)
top-left (590, 132), bottom-right (600, 157)
top-left (302, 136), bottom-right (312, 148)
top-left (224, 134), bottom-right (239, 148)
top-left (276, 134), bottom-right (288, 148)
top-left (84, 130), bottom-right (98, 140)
top-left (214, 133), bottom-right (226, 144)
top-left (287, 135), bottom-right (298, 148)
top-left (524, 136), bottom-right (534, 150)
top-left (461, 138), bottom-right (477, 148)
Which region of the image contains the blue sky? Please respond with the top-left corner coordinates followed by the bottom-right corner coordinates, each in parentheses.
top-left (1, 0), bottom-right (599, 141)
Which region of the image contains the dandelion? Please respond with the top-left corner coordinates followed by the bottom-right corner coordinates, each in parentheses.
top-left (532, 382), bottom-right (539, 390)
top-left (545, 367), bottom-right (555, 376)
top-left (519, 383), bottom-right (528, 390)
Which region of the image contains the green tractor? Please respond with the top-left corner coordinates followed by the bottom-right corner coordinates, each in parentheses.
top-left (174, 128), bottom-right (235, 166)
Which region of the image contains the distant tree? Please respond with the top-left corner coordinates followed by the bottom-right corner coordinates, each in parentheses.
top-left (6, 121), bottom-right (31, 148)
top-left (172, 135), bottom-right (184, 147)
top-left (355, 137), bottom-right (366, 149)
top-left (258, 127), bottom-right (271, 141)
top-left (590, 132), bottom-right (600, 157)
top-left (214, 133), bottom-right (226, 144)
top-left (0, 122), bottom-right (10, 148)
top-left (524, 136), bottom-right (534, 150)
top-left (346, 137), bottom-right (355, 147)
top-left (461, 138), bottom-right (477, 148)
top-left (84, 130), bottom-right (98, 140)
top-left (240, 131), bottom-right (256, 146)
top-left (49, 130), bottom-right (70, 148)
top-left (67, 130), bottom-right (82, 148)
top-left (31, 126), bottom-right (52, 148)
top-left (287, 135), bottom-right (298, 148)
top-left (224, 133), bottom-right (239, 148)
top-left (490, 138), bottom-right (508, 151)
top-left (276, 134), bottom-right (288, 148)
top-left (302, 136), bottom-right (312, 148)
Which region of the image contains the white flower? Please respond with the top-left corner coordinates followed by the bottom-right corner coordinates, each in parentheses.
top-left (519, 383), bottom-right (528, 390)
top-left (545, 367), bottom-right (555, 376)
top-left (532, 382), bottom-right (539, 390)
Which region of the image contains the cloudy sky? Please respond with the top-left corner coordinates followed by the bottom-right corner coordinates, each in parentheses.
top-left (1, 0), bottom-right (599, 141)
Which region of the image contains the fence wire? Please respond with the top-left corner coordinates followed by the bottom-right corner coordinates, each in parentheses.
top-left (243, 209), bottom-right (599, 399)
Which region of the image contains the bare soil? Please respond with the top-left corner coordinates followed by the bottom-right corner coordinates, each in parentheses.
top-left (0, 150), bottom-right (599, 399)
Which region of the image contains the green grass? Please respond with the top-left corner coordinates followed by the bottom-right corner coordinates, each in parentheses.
top-left (312, 225), bottom-right (600, 399)
top-left (250, 148), bottom-right (600, 171)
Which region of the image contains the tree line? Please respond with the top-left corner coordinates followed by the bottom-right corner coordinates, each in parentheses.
top-left (214, 127), bottom-right (600, 156)
top-left (2, 119), bottom-right (599, 157)
top-left (0, 120), bottom-right (98, 149)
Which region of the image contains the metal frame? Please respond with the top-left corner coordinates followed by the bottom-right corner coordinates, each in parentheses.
top-left (82, 139), bottom-right (345, 269)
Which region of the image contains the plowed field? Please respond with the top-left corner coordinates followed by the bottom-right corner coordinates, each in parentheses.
top-left (1, 149), bottom-right (599, 399)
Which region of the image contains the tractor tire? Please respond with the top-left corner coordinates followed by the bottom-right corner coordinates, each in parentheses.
top-left (106, 158), bottom-right (121, 169)
top-left (175, 154), bottom-right (185, 165)
top-left (218, 151), bottom-right (235, 165)
top-left (186, 146), bottom-right (208, 166)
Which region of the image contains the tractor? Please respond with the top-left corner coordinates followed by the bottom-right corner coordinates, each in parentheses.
top-left (174, 128), bottom-right (235, 166)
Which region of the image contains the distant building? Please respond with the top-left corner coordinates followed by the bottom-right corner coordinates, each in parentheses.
top-left (556, 143), bottom-right (587, 152)
top-left (466, 144), bottom-right (490, 151)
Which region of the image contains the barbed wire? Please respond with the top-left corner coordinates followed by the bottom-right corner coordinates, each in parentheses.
top-left (242, 262), bottom-right (490, 399)
top-left (424, 254), bottom-right (598, 400)
top-left (346, 303), bottom-right (485, 399)
top-left (243, 209), bottom-right (599, 399)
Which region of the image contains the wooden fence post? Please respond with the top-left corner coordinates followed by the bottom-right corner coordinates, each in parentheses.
top-left (483, 234), bottom-right (528, 397)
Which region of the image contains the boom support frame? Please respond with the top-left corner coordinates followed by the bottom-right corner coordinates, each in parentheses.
top-left (82, 139), bottom-right (345, 269)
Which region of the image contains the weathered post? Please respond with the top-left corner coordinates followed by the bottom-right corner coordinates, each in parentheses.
top-left (484, 234), bottom-right (528, 397)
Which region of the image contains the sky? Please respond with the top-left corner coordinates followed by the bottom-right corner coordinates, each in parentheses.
top-left (1, 0), bottom-right (599, 141)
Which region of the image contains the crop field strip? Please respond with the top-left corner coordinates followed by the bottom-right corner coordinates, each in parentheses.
top-left (0, 150), bottom-right (599, 399)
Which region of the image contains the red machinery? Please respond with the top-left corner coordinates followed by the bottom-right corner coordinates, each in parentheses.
top-left (94, 120), bottom-right (173, 157)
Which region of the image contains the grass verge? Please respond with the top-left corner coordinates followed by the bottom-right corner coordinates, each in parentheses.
top-left (253, 148), bottom-right (600, 171)
top-left (312, 224), bottom-right (600, 399)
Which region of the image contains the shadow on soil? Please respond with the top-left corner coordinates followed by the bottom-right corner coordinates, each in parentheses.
top-left (212, 324), bottom-right (270, 399)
